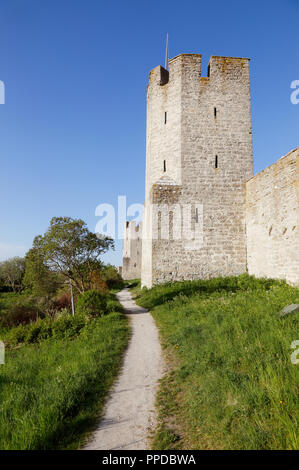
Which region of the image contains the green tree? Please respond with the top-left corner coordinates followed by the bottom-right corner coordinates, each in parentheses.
top-left (29, 217), bottom-right (114, 293)
top-left (23, 248), bottom-right (62, 298)
top-left (0, 257), bottom-right (26, 292)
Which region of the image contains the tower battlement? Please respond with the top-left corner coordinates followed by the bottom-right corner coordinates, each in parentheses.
top-left (148, 54), bottom-right (250, 89)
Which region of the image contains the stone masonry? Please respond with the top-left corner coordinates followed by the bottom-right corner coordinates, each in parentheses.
top-left (141, 54), bottom-right (253, 287)
top-left (122, 221), bottom-right (142, 280)
top-left (246, 148), bottom-right (299, 286)
top-left (122, 54), bottom-right (299, 288)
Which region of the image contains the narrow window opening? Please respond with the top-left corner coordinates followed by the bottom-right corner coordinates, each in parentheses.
top-left (163, 160), bottom-right (166, 172)
top-left (195, 208), bottom-right (199, 223)
top-left (214, 107), bottom-right (217, 118)
top-left (164, 111), bottom-right (167, 124)
top-left (215, 155), bottom-right (218, 169)
top-left (207, 64), bottom-right (210, 77)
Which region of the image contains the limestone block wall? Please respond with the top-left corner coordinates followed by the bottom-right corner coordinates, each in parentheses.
top-left (142, 54), bottom-right (253, 288)
top-left (142, 58), bottom-right (184, 288)
top-left (246, 148), bottom-right (299, 286)
top-left (122, 221), bottom-right (142, 280)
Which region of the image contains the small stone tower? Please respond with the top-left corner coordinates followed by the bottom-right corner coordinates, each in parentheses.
top-left (141, 54), bottom-right (253, 288)
top-left (122, 221), bottom-right (142, 280)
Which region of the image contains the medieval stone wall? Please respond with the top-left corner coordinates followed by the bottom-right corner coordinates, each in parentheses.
top-left (246, 148), bottom-right (299, 286)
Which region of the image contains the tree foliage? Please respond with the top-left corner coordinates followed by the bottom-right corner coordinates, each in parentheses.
top-left (0, 257), bottom-right (25, 292)
top-left (102, 264), bottom-right (124, 290)
top-left (23, 248), bottom-right (62, 298)
top-left (28, 217), bottom-right (114, 293)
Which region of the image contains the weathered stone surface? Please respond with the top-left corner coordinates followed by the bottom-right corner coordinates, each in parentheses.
top-left (278, 304), bottom-right (299, 317)
top-left (246, 148), bottom-right (299, 287)
top-left (128, 53), bottom-right (299, 289)
top-left (141, 54), bottom-right (253, 288)
top-left (122, 221), bottom-right (142, 280)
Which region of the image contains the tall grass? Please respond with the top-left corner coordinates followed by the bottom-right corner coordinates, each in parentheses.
top-left (0, 312), bottom-right (129, 449)
top-left (134, 275), bottom-right (299, 450)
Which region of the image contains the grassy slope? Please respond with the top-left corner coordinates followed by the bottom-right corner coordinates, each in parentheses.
top-left (134, 275), bottom-right (299, 450)
top-left (0, 293), bottom-right (130, 450)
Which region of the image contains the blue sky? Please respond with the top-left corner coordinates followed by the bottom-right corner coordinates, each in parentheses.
top-left (0, 0), bottom-right (298, 266)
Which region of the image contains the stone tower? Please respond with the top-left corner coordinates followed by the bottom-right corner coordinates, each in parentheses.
top-left (122, 221), bottom-right (142, 280)
top-left (141, 54), bottom-right (253, 288)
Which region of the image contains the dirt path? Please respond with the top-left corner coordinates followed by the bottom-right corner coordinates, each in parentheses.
top-left (84, 288), bottom-right (164, 450)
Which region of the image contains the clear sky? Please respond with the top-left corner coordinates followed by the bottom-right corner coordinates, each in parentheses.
top-left (0, 0), bottom-right (298, 266)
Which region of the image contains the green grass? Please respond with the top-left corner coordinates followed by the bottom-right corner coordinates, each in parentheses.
top-left (0, 311), bottom-right (130, 449)
top-left (125, 279), bottom-right (141, 297)
top-left (134, 275), bottom-right (299, 450)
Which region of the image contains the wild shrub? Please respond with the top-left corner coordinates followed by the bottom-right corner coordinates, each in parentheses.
top-left (106, 297), bottom-right (123, 313)
top-left (102, 265), bottom-right (124, 290)
top-left (0, 299), bottom-right (43, 328)
top-left (5, 313), bottom-right (87, 347)
top-left (76, 290), bottom-right (108, 317)
top-left (51, 313), bottom-right (86, 339)
top-left (54, 292), bottom-right (72, 311)
top-left (88, 270), bottom-right (109, 293)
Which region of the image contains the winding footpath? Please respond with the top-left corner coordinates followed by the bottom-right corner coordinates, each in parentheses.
top-left (84, 288), bottom-right (164, 450)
